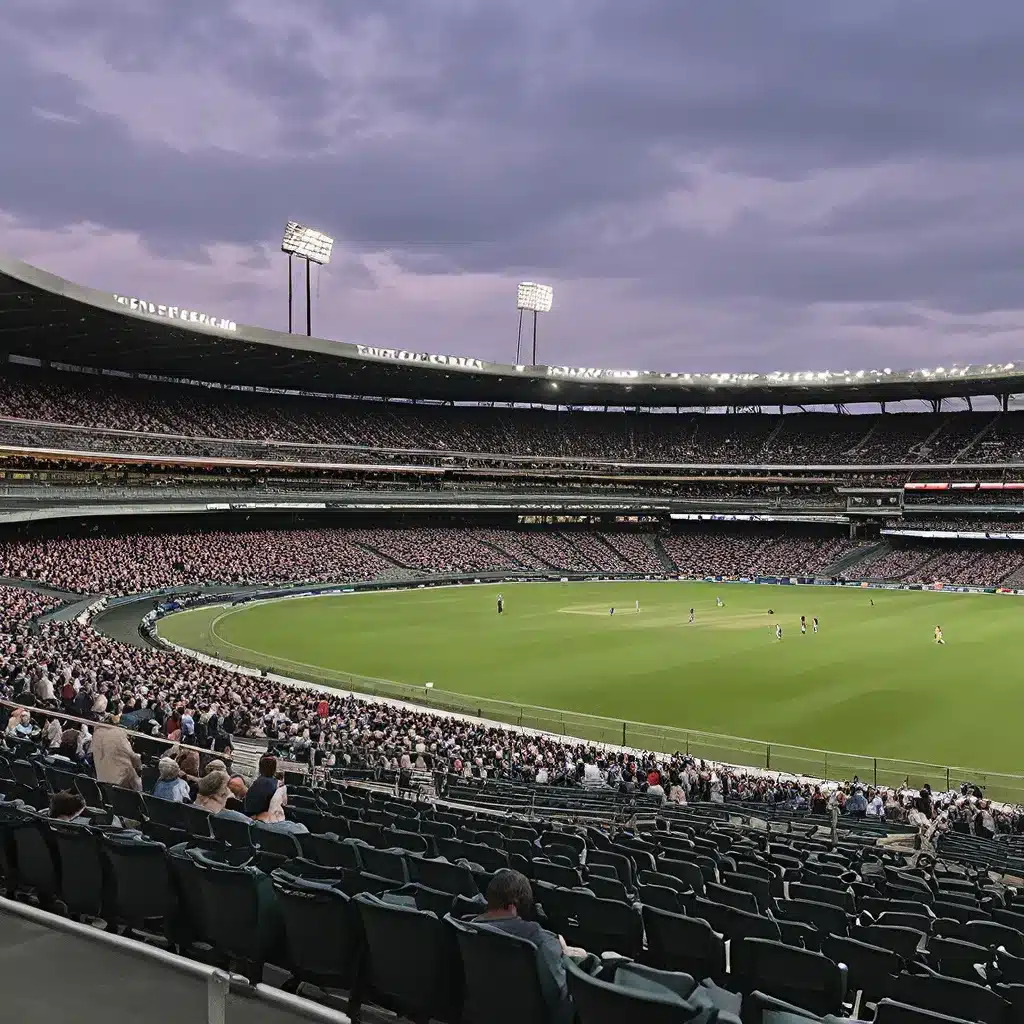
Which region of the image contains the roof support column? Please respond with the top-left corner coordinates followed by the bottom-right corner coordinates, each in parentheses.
top-left (1003, 393), bottom-right (1010, 412)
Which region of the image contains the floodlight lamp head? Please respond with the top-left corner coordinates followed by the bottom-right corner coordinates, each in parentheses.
top-left (281, 221), bottom-right (335, 265)
top-left (517, 281), bottom-right (554, 313)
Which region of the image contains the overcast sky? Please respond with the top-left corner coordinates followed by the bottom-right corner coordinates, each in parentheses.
top-left (3, 1), bottom-right (1024, 376)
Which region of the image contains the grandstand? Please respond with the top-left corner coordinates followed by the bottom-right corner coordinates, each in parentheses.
top-left (6, 255), bottom-right (1024, 1022)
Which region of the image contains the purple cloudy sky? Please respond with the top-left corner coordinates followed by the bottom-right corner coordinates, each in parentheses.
top-left (3, 0), bottom-right (1024, 375)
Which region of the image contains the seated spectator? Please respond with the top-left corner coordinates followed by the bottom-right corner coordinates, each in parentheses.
top-left (175, 748), bottom-right (201, 791)
top-left (227, 775), bottom-right (248, 801)
top-left (473, 869), bottom-right (583, 1024)
top-left (152, 758), bottom-right (191, 802)
top-left (57, 727), bottom-right (86, 765)
top-left (244, 754), bottom-right (280, 817)
top-left (581, 757), bottom-right (604, 789)
top-left (41, 715), bottom-right (63, 751)
top-left (253, 784), bottom-right (307, 834)
top-left (194, 770), bottom-right (231, 813)
top-left (48, 790), bottom-right (87, 821)
top-left (6, 707), bottom-right (34, 739)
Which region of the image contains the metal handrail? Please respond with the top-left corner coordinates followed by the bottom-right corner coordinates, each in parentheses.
top-left (0, 697), bottom-right (228, 763)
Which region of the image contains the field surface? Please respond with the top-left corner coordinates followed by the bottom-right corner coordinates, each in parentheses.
top-left (160, 581), bottom-right (1024, 783)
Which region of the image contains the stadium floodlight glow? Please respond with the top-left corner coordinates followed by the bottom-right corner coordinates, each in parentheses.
top-left (281, 221), bottom-right (334, 338)
top-left (515, 281), bottom-right (555, 366)
top-left (517, 281), bottom-right (553, 313)
top-left (281, 222), bottom-right (334, 266)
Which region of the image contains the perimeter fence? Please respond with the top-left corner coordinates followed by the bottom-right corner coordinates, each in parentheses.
top-left (176, 614), bottom-right (1024, 807)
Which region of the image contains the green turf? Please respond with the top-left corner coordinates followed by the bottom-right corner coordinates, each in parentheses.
top-left (160, 581), bottom-right (1024, 788)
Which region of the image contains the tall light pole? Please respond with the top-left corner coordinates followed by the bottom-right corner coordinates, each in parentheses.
top-left (516, 282), bottom-right (554, 364)
top-left (281, 222), bottom-right (334, 336)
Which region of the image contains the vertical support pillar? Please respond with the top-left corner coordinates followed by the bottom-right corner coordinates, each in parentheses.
top-left (207, 970), bottom-right (230, 1024)
top-left (305, 257), bottom-right (312, 336)
top-left (287, 253), bottom-right (293, 334)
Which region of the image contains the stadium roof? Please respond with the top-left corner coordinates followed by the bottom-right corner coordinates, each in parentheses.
top-left (1, 252), bottom-right (1023, 407)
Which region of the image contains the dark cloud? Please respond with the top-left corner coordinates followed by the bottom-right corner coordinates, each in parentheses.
top-left (2, 0), bottom-right (1024, 370)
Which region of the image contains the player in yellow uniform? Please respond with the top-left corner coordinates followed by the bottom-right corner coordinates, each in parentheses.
top-left (934, 625), bottom-right (945, 645)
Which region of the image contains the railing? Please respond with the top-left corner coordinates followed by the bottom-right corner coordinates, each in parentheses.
top-left (0, 698), bottom-right (242, 777)
top-left (172, 616), bottom-right (1024, 807)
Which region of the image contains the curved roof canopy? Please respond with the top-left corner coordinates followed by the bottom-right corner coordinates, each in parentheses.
top-left (0, 253), bottom-right (1021, 407)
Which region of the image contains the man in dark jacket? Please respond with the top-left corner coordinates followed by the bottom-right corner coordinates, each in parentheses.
top-left (473, 870), bottom-right (583, 1024)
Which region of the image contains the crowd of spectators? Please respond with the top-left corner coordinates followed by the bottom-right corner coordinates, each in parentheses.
top-left (0, 585), bottom-right (62, 632)
top-left (906, 546), bottom-right (1024, 586)
top-left (598, 532), bottom-right (665, 574)
top-left (10, 365), bottom-right (1024, 466)
top-left (2, 581), bottom-right (1020, 843)
top-left (897, 517), bottom-right (1024, 532)
top-left (6, 520), bottom-right (1024, 597)
top-left (346, 528), bottom-right (521, 575)
top-left (842, 545), bottom-right (937, 582)
top-left (0, 528), bottom-right (399, 593)
top-left (905, 488), bottom-right (1024, 507)
top-left (847, 541), bottom-right (1024, 585)
top-left (661, 530), bottom-right (864, 578)
top-left (0, 525), bottom-right (710, 593)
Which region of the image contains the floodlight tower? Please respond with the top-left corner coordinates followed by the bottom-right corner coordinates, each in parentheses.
top-left (281, 222), bottom-right (334, 336)
top-left (516, 282), bottom-right (554, 364)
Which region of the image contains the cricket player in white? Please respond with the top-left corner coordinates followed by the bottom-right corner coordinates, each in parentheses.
top-left (775, 623), bottom-right (783, 641)
top-left (635, 600), bottom-right (640, 613)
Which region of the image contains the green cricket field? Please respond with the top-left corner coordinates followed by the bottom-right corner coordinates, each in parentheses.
top-left (159, 581), bottom-right (1024, 783)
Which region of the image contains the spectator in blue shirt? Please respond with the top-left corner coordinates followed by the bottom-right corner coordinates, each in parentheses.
top-left (846, 786), bottom-right (868, 817)
top-left (152, 758), bottom-right (191, 802)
